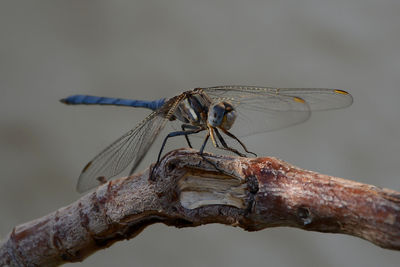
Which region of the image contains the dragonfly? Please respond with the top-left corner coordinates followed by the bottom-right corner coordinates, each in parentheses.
top-left (61, 85), bottom-right (353, 192)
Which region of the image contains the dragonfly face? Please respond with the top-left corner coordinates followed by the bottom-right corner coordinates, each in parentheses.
top-left (207, 101), bottom-right (237, 130)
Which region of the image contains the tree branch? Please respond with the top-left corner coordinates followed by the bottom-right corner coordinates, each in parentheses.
top-left (1, 148), bottom-right (400, 266)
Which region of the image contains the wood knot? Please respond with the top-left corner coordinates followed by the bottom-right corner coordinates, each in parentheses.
top-left (167, 162), bottom-right (177, 172)
top-left (297, 207), bottom-right (312, 226)
top-left (246, 175), bottom-right (259, 194)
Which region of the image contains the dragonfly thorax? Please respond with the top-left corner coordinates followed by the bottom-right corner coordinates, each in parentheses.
top-left (208, 101), bottom-right (237, 130)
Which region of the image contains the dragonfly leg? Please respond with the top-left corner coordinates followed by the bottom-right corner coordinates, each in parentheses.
top-left (151, 128), bottom-right (205, 180)
top-left (199, 131), bottom-right (210, 154)
top-left (208, 126), bottom-right (221, 148)
top-left (213, 128), bottom-right (247, 157)
top-left (220, 128), bottom-right (257, 157)
top-left (158, 128), bottom-right (205, 162)
top-left (181, 124), bottom-right (201, 148)
top-left (213, 128), bottom-right (228, 147)
top-left (198, 131), bottom-right (232, 175)
top-left (199, 132), bottom-right (222, 169)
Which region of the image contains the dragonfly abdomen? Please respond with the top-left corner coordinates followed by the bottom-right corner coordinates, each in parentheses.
top-left (60, 95), bottom-right (165, 111)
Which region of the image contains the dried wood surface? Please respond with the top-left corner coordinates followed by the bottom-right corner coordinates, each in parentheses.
top-left (1, 148), bottom-right (399, 266)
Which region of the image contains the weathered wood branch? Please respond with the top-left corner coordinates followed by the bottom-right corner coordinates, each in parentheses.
top-left (1, 148), bottom-right (400, 266)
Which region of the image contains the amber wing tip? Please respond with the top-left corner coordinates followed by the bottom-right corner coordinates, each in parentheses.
top-left (334, 89), bottom-right (350, 95)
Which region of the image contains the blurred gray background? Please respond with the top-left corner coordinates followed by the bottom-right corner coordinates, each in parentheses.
top-left (1, 0), bottom-right (400, 266)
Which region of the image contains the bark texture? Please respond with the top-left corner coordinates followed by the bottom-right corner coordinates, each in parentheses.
top-left (1, 148), bottom-right (399, 266)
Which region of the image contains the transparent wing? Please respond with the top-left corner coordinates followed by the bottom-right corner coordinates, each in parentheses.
top-left (76, 112), bottom-right (168, 192)
top-left (203, 85), bottom-right (353, 136)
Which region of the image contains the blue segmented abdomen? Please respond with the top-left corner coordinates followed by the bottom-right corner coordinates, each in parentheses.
top-left (60, 95), bottom-right (165, 111)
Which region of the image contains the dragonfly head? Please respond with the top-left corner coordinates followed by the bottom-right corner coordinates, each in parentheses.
top-left (208, 102), bottom-right (237, 130)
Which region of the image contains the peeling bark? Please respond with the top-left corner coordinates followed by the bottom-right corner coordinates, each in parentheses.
top-left (1, 148), bottom-right (399, 266)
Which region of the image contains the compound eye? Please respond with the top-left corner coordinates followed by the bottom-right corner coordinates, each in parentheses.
top-left (220, 108), bottom-right (237, 130)
top-left (208, 103), bottom-right (226, 127)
